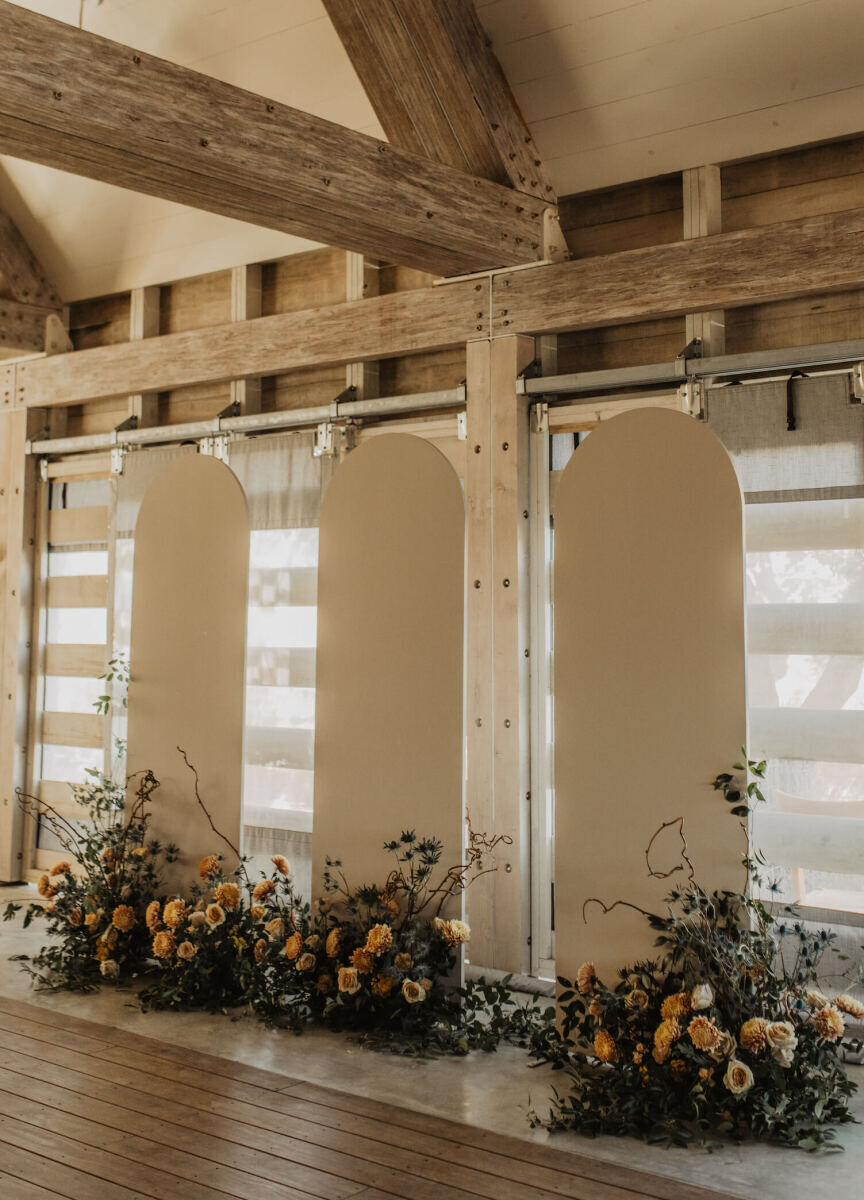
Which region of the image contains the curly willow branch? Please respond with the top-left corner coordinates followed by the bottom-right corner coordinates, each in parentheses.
top-left (645, 816), bottom-right (696, 884)
top-left (176, 746), bottom-right (246, 880)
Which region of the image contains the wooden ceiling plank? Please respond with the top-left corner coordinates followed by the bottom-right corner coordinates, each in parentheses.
top-left (0, 2), bottom-right (545, 277)
top-left (0, 208), bottom-right (61, 309)
top-left (323, 0), bottom-right (555, 202)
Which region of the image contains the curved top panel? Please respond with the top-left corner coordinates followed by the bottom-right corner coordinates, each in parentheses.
top-left (313, 435), bottom-right (465, 908)
top-left (127, 454), bottom-right (249, 892)
top-left (553, 408), bottom-right (746, 986)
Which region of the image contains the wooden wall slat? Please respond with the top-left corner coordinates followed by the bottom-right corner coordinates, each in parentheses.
top-left (41, 711), bottom-right (104, 749)
top-left (44, 644), bottom-right (105, 677)
top-left (46, 575), bottom-right (108, 609)
top-left (47, 507), bottom-right (108, 546)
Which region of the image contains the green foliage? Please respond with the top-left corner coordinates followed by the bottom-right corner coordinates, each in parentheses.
top-left (530, 759), bottom-right (861, 1151)
top-left (4, 769), bottom-right (177, 990)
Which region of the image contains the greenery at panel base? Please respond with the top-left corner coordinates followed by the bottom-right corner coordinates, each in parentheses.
top-left (4, 755), bottom-right (553, 1058)
top-left (528, 757), bottom-right (863, 1152)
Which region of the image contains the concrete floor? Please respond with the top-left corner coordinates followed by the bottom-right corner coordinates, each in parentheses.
top-left (1, 895), bottom-right (860, 1200)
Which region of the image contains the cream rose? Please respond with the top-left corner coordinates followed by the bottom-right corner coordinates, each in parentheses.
top-left (723, 1059), bottom-right (754, 1096)
top-left (337, 967), bottom-right (361, 995)
top-left (402, 979), bottom-right (425, 1004)
top-left (691, 983), bottom-right (714, 1011)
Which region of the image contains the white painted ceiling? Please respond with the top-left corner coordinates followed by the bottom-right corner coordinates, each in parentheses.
top-left (2, 0), bottom-right (864, 301)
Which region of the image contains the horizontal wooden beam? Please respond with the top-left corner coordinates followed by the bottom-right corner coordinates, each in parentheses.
top-left (13, 204), bottom-right (864, 410)
top-left (322, 0), bottom-right (554, 202)
top-left (0, 297), bottom-right (54, 354)
top-left (16, 281), bottom-right (485, 408)
top-left (490, 206), bottom-right (864, 335)
top-left (0, 206), bottom-right (61, 308)
top-left (0, 2), bottom-right (545, 277)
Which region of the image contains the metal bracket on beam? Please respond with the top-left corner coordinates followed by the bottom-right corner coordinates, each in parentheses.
top-left (199, 433), bottom-right (232, 463)
top-left (111, 445), bottom-right (129, 476)
top-left (515, 360), bottom-right (543, 393)
top-left (38, 457), bottom-right (49, 483)
top-left (456, 412), bottom-right (467, 441)
top-left (678, 380), bottom-right (706, 419)
top-left (851, 363), bottom-right (864, 403)
top-left (531, 401), bottom-right (549, 435)
top-left (677, 336), bottom-right (703, 361)
top-left (313, 422), bottom-right (358, 459)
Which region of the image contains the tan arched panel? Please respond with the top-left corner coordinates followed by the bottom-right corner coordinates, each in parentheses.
top-left (313, 435), bottom-right (464, 912)
top-left (127, 454), bottom-right (249, 892)
top-left (553, 408), bottom-right (746, 989)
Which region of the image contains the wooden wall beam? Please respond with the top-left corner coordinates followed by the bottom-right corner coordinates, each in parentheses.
top-left (0, 297), bottom-right (56, 355)
top-left (0, 2), bottom-right (545, 278)
top-left (13, 203), bottom-right (864, 410)
top-left (491, 205), bottom-right (864, 337)
top-left (322, 0), bottom-right (554, 204)
top-left (128, 286), bottom-right (160, 427)
top-left (229, 267), bottom-right (262, 416)
top-left (464, 332), bottom-right (535, 972)
top-left (0, 409), bottom-right (36, 881)
top-left (14, 280), bottom-right (487, 408)
top-left (683, 166), bottom-right (725, 356)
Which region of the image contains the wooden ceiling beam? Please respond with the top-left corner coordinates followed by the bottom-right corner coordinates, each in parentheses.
top-left (11, 204), bottom-right (864, 410)
top-left (0, 2), bottom-right (547, 278)
top-left (322, 0), bottom-right (555, 204)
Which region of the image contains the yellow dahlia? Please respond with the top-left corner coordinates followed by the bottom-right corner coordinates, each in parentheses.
top-left (111, 905), bottom-right (136, 932)
top-left (740, 1017), bottom-right (769, 1054)
top-left (152, 930), bottom-right (176, 958)
top-left (252, 879), bottom-right (275, 901)
top-left (284, 932), bottom-right (303, 960)
top-left (270, 856), bottom-right (291, 875)
top-left (67, 908), bottom-right (83, 927)
top-left (364, 924), bottom-right (393, 955)
top-left (350, 948), bottom-right (374, 975)
top-left (593, 1031), bottom-right (619, 1063)
top-left (250, 905), bottom-right (267, 921)
top-left (214, 882), bottom-right (240, 911)
top-left (253, 938), bottom-right (268, 964)
top-left (199, 855), bottom-right (220, 879)
top-left (654, 1017), bottom-right (681, 1050)
top-left (688, 1016), bottom-right (722, 1052)
top-left (813, 1005), bottom-right (845, 1041)
top-left (145, 900), bottom-right (161, 931)
top-left (162, 899), bottom-right (187, 928)
top-left (394, 952), bottom-right (412, 970)
top-left (49, 861), bottom-right (71, 877)
top-left (835, 994), bottom-right (864, 1021)
top-left (576, 962), bottom-right (596, 995)
top-left (660, 992), bottom-right (691, 1020)
top-left (371, 973), bottom-right (395, 997)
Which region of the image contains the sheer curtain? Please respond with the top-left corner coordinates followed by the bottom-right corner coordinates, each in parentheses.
top-left (707, 375), bottom-right (864, 912)
top-left (111, 434), bottom-right (333, 900)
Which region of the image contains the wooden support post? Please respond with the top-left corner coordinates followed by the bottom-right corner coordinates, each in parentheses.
top-left (683, 166), bottom-right (725, 356)
top-left (0, 407), bottom-right (36, 881)
top-left (465, 331), bottom-right (535, 972)
top-left (230, 267), bottom-right (262, 415)
top-left (344, 252), bottom-right (380, 401)
top-left (128, 286), bottom-right (160, 427)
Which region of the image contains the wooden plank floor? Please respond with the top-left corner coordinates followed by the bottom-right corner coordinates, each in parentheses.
top-left (0, 997), bottom-right (739, 1200)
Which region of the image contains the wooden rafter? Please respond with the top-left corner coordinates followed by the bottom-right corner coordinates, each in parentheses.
top-left (0, 2), bottom-right (547, 278)
top-left (322, 0), bottom-right (554, 203)
top-left (10, 204), bottom-right (864, 410)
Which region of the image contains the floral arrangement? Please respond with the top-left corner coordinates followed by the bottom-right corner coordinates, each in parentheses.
top-left (534, 759), bottom-right (862, 1151)
top-left (4, 768), bottom-right (177, 990)
top-left (137, 765), bottom-right (550, 1053)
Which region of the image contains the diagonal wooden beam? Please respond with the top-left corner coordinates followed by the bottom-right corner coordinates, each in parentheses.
top-left (0, 2), bottom-right (546, 277)
top-left (0, 207), bottom-right (61, 310)
top-left (322, 0), bottom-right (554, 204)
top-left (11, 204), bottom-right (864, 411)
